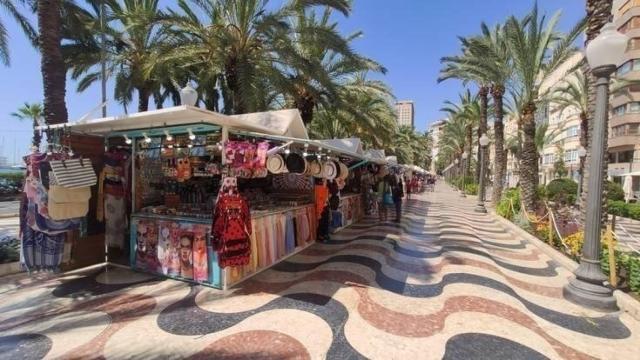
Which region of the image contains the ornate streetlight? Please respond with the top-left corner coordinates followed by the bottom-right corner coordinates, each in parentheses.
top-left (576, 146), bottom-right (587, 206)
top-left (563, 22), bottom-right (628, 311)
top-left (461, 152), bottom-right (468, 197)
top-left (475, 134), bottom-right (490, 213)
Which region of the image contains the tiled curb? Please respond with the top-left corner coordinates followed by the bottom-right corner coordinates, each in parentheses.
top-left (489, 209), bottom-right (640, 321)
top-left (0, 262), bottom-right (21, 277)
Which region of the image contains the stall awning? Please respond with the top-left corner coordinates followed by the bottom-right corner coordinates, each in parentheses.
top-left (363, 149), bottom-right (387, 164)
top-left (318, 138), bottom-right (363, 156)
top-left (36, 106), bottom-right (309, 139)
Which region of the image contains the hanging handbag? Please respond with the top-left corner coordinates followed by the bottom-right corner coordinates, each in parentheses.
top-left (48, 185), bottom-right (91, 220)
top-left (50, 158), bottom-right (97, 189)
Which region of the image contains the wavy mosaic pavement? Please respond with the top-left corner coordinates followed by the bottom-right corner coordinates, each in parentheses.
top-left (1, 184), bottom-right (640, 359)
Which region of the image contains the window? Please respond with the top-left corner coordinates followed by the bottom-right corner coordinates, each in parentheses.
top-left (629, 38), bottom-right (640, 51)
top-left (565, 149), bottom-right (578, 163)
top-left (543, 153), bottom-right (555, 165)
top-left (566, 126), bottom-right (579, 138)
top-left (618, 60), bottom-right (633, 75)
top-left (613, 104), bottom-right (626, 116)
top-left (612, 125), bottom-right (627, 137)
top-left (619, 150), bottom-right (635, 163)
top-left (630, 102), bottom-right (640, 113)
top-left (630, 123), bottom-right (640, 135)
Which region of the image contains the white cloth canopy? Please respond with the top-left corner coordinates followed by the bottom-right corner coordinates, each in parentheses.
top-left (318, 138), bottom-right (363, 155)
top-left (623, 175), bottom-right (634, 203)
top-left (37, 105), bottom-right (309, 139)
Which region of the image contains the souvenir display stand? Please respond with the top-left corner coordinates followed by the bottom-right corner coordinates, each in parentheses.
top-left (38, 106), bottom-right (367, 290)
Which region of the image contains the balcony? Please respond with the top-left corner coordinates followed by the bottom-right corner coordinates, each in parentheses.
top-left (608, 162), bottom-right (640, 177)
top-left (609, 112), bottom-right (640, 128)
top-left (608, 134), bottom-right (640, 148)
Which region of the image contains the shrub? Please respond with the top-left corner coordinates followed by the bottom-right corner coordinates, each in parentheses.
top-left (0, 238), bottom-right (19, 263)
top-left (628, 204), bottom-right (640, 220)
top-left (546, 178), bottom-right (578, 205)
top-left (536, 185), bottom-right (547, 200)
top-left (606, 181), bottom-right (625, 202)
top-left (0, 172), bottom-right (24, 196)
top-left (465, 183), bottom-right (478, 195)
top-left (496, 188), bottom-right (520, 220)
top-left (564, 231), bottom-right (584, 259)
top-left (608, 200), bottom-right (629, 217)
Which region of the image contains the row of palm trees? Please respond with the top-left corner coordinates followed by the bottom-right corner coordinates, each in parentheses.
top-left (2, 0), bottom-right (432, 169)
top-left (436, 3), bottom-right (587, 211)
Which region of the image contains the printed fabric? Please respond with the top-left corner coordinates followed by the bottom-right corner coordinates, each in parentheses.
top-left (20, 195), bottom-right (66, 272)
top-left (211, 193), bottom-right (252, 268)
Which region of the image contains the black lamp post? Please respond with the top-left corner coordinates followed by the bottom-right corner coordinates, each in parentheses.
top-left (563, 22), bottom-right (628, 311)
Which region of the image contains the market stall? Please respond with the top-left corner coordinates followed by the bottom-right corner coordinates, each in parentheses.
top-left (31, 105), bottom-right (367, 289)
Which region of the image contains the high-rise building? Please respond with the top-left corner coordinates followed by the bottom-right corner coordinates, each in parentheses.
top-left (610, 0), bottom-right (640, 197)
top-left (395, 101), bottom-right (415, 128)
top-left (428, 119), bottom-right (447, 173)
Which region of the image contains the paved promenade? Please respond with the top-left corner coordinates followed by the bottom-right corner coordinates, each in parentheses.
top-left (0, 184), bottom-right (639, 359)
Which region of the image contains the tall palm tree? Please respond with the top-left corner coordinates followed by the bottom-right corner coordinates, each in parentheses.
top-left (441, 90), bottom-right (480, 178)
top-left (38, 0), bottom-right (69, 124)
top-left (504, 4), bottom-right (585, 212)
top-left (462, 23), bottom-right (512, 203)
top-left (0, 0), bottom-right (37, 66)
top-left (11, 102), bottom-right (43, 148)
top-left (439, 41), bottom-right (489, 183)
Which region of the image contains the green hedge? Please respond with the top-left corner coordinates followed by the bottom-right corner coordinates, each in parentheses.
top-left (465, 183), bottom-right (478, 195)
top-left (606, 181), bottom-right (625, 201)
top-left (608, 200), bottom-right (640, 220)
top-left (546, 178), bottom-right (578, 205)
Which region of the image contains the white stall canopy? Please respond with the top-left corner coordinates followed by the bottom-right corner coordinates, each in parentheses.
top-left (364, 149), bottom-right (387, 164)
top-left (318, 138), bottom-right (363, 156)
top-left (36, 105), bottom-right (309, 139)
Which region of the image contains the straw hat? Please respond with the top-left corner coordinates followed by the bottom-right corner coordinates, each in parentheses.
top-left (308, 160), bottom-right (323, 178)
top-left (285, 153), bottom-right (307, 174)
top-left (322, 161), bottom-right (337, 180)
top-left (338, 162), bottom-right (349, 180)
top-left (267, 154), bottom-right (286, 174)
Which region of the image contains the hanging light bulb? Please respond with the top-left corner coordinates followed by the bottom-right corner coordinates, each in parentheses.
top-left (188, 128), bottom-right (196, 140)
top-left (123, 134), bottom-right (132, 145)
top-left (217, 142), bottom-right (223, 151)
top-left (168, 144), bottom-right (174, 149)
top-left (187, 143), bottom-right (193, 148)
top-left (143, 133), bottom-right (152, 143)
top-left (303, 151), bottom-right (308, 157)
top-left (164, 130), bottom-right (173, 141)
top-left (284, 147), bottom-right (291, 155)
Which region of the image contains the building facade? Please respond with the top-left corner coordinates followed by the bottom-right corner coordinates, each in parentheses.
top-left (611, 0), bottom-right (640, 198)
top-left (428, 119), bottom-right (447, 173)
top-left (395, 101), bottom-right (415, 128)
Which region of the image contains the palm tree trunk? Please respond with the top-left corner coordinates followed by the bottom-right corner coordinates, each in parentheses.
top-left (138, 87), bottom-right (150, 112)
top-left (476, 86), bottom-right (489, 182)
top-left (492, 84), bottom-right (506, 204)
top-left (295, 92), bottom-right (316, 125)
top-left (38, 0), bottom-right (68, 125)
top-left (582, 0), bottom-right (612, 225)
top-left (578, 111), bottom-right (588, 200)
top-left (466, 125), bottom-right (473, 178)
top-left (32, 118), bottom-right (41, 148)
top-left (520, 102), bottom-right (539, 213)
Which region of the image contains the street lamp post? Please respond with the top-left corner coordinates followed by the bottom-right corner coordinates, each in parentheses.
top-left (576, 146), bottom-right (587, 207)
top-left (475, 135), bottom-right (490, 213)
top-left (563, 22), bottom-right (628, 311)
top-left (461, 152), bottom-right (468, 197)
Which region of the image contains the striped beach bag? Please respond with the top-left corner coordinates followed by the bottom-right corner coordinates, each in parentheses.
top-left (49, 158), bottom-right (98, 189)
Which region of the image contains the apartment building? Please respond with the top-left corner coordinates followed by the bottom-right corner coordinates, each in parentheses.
top-left (429, 119), bottom-right (447, 173)
top-left (395, 101), bottom-right (415, 128)
top-left (537, 53), bottom-right (585, 185)
top-left (611, 0), bottom-right (640, 198)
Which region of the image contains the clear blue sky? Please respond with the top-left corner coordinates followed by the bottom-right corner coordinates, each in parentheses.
top-left (0, 0), bottom-right (584, 164)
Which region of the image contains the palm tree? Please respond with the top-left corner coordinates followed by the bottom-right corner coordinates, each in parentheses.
top-left (11, 102), bottom-right (43, 148)
top-left (462, 23), bottom-right (512, 203)
top-left (37, 0), bottom-right (69, 124)
top-left (441, 90), bottom-right (480, 178)
top-left (439, 40), bottom-right (489, 183)
top-left (504, 4), bottom-right (585, 212)
top-left (0, 0), bottom-right (37, 66)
